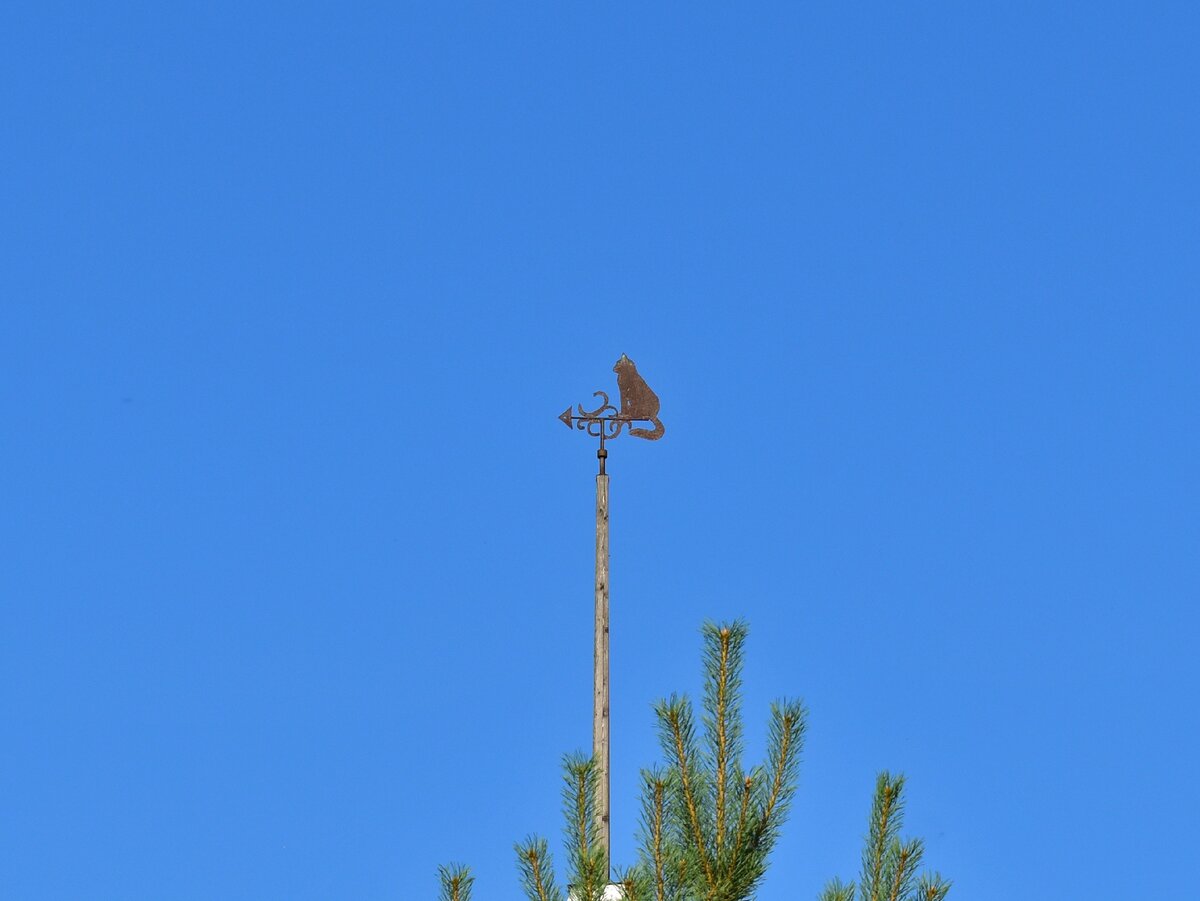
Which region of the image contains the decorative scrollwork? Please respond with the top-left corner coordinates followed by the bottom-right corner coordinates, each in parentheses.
top-left (582, 417), bottom-right (624, 440)
top-left (566, 392), bottom-right (621, 439)
top-left (577, 391), bottom-right (618, 420)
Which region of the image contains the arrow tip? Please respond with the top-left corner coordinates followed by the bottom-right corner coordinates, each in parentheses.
top-left (558, 407), bottom-right (573, 429)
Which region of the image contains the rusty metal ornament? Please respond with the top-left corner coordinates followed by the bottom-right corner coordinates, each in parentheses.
top-left (559, 356), bottom-right (665, 469)
top-left (612, 353), bottom-right (664, 440)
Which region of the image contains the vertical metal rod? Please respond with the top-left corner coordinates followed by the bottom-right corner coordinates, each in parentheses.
top-left (594, 453), bottom-right (611, 878)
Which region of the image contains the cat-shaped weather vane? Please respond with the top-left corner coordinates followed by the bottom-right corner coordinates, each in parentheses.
top-left (559, 354), bottom-right (664, 472)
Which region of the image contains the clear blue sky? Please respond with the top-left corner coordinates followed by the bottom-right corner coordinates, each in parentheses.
top-left (2, 3), bottom-right (1197, 899)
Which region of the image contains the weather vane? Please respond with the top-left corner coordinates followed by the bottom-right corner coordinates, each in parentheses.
top-left (559, 354), bottom-right (665, 473)
top-left (557, 354), bottom-right (664, 890)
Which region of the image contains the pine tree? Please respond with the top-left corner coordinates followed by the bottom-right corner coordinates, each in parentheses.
top-left (818, 773), bottom-right (951, 901)
top-left (503, 621), bottom-right (803, 901)
top-left (436, 622), bottom-right (952, 901)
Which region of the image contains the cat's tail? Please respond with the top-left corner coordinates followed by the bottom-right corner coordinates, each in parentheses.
top-left (629, 417), bottom-right (665, 440)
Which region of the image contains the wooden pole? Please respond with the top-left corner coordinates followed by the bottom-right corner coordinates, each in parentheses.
top-left (594, 454), bottom-right (610, 878)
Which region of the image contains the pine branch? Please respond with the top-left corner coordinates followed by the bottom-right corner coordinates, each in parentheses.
top-left (823, 774), bottom-right (949, 901)
top-left (515, 837), bottom-right (563, 901)
top-left (884, 838), bottom-right (922, 901)
top-left (917, 872), bottom-right (951, 901)
top-left (614, 864), bottom-right (653, 901)
top-left (437, 863), bottom-right (473, 901)
top-left (702, 621), bottom-right (747, 859)
top-left (638, 769), bottom-right (670, 901)
top-left (728, 772), bottom-right (756, 870)
top-left (862, 773), bottom-right (905, 901)
top-left (704, 701), bottom-right (804, 901)
top-left (655, 694), bottom-right (716, 890)
top-left (817, 878), bottom-right (855, 901)
top-left (562, 754), bottom-right (607, 901)
top-left (757, 700), bottom-right (807, 845)
top-left (714, 631), bottom-right (730, 855)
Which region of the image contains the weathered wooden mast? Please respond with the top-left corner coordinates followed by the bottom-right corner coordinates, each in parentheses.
top-left (594, 447), bottom-right (611, 870)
